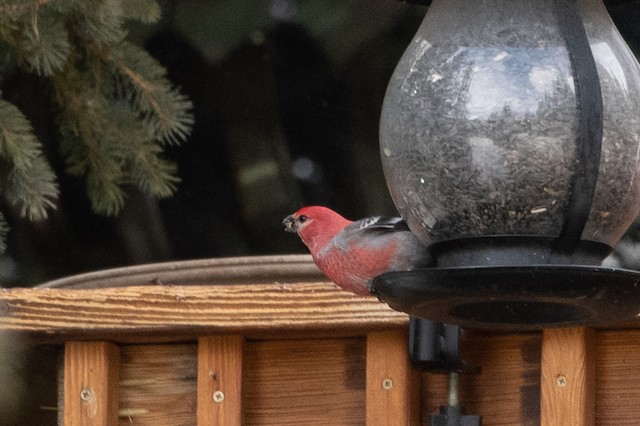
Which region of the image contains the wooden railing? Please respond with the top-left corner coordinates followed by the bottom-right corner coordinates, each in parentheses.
top-left (0, 255), bottom-right (639, 424)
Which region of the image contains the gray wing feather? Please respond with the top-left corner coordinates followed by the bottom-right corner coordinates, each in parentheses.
top-left (332, 216), bottom-right (410, 251)
top-left (327, 216), bottom-right (432, 269)
top-left (356, 216), bottom-right (408, 232)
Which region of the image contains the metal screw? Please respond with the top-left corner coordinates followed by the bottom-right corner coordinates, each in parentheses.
top-left (80, 388), bottom-right (92, 401)
top-left (382, 378), bottom-right (393, 390)
top-left (556, 375), bottom-right (567, 387)
top-left (447, 372), bottom-right (460, 407)
top-left (213, 390), bottom-right (225, 403)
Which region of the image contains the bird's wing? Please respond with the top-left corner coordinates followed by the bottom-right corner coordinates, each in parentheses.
top-left (354, 216), bottom-right (409, 233)
top-left (331, 216), bottom-right (409, 251)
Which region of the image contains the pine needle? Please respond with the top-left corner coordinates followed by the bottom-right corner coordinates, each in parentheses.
top-left (0, 98), bottom-right (59, 220)
top-left (121, 0), bottom-right (161, 24)
top-left (63, 0), bottom-right (127, 46)
top-left (109, 42), bottom-right (194, 145)
top-left (18, 8), bottom-right (70, 76)
top-left (128, 141), bottom-right (180, 198)
top-left (0, 99), bottom-right (43, 170)
top-left (0, 212), bottom-right (7, 254)
top-left (58, 76), bottom-right (181, 215)
top-left (5, 156), bottom-right (59, 221)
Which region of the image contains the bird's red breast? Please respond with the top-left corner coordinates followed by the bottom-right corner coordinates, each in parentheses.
top-left (314, 239), bottom-right (398, 295)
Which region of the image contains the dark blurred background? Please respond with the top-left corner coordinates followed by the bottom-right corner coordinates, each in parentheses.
top-left (1, 0), bottom-right (640, 286)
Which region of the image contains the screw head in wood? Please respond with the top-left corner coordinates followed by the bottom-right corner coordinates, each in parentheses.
top-left (382, 378), bottom-right (393, 390)
top-left (80, 388), bottom-right (92, 401)
top-left (556, 375), bottom-right (567, 387)
top-left (213, 390), bottom-right (225, 403)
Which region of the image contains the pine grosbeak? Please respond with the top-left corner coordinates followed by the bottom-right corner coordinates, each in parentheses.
top-left (283, 206), bottom-right (431, 296)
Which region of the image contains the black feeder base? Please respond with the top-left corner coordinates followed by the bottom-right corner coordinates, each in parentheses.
top-left (371, 265), bottom-right (640, 330)
top-left (371, 236), bottom-right (640, 330)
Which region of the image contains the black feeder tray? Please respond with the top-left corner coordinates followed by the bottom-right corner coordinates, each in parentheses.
top-left (371, 236), bottom-right (640, 330)
top-left (372, 264), bottom-right (640, 331)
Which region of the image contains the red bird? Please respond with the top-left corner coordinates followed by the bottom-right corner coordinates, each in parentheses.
top-left (283, 206), bottom-right (431, 296)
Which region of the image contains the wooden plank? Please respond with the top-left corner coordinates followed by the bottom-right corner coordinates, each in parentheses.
top-left (0, 283), bottom-right (407, 341)
top-left (64, 341), bottom-right (120, 426)
top-left (541, 327), bottom-right (596, 426)
top-left (421, 332), bottom-right (542, 425)
top-left (366, 330), bottom-right (420, 426)
top-left (464, 331), bottom-right (541, 425)
top-left (118, 344), bottom-right (197, 425)
top-left (243, 338), bottom-right (366, 424)
top-left (197, 335), bottom-right (244, 426)
top-left (596, 329), bottom-right (640, 425)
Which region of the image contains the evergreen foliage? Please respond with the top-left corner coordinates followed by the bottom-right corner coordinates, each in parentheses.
top-left (0, 0), bottom-right (193, 253)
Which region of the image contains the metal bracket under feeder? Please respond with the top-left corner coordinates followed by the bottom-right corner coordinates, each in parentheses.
top-left (409, 318), bottom-right (481, 425)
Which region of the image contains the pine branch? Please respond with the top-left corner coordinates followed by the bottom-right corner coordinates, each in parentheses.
top-left (85, 166), bottom-right (126, 217)
top-left (5, 155), bottom-right (58, 221)
top-left (109, 42), bottom-right (194, 145)
top-left (18, 8), bottom-right (70, 76)
top-left (128, 140), bottom-right (179, 198)
top-left (0, 98), bottom-right (43, 170)
top-left (57, 79), bottom-right (129, 216)
top-left (0, 98), bottom-right (59, 221)
top-left (121, 0), bottom-right (161, 24)
top-left (0, 1), bottom-right (52, 19)
top-left (62, 0), bottom-right (127, 46)
top-left (0, 0), bottom-right (193, 250)
top-left (0, 1), bottom-right (68, 76)
top-left (59, 119), bottom-right (127, 217)
top-left (57, 70), bottom-right (181, 216)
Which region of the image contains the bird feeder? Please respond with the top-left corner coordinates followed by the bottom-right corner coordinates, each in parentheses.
top-left (373, 0), bottom-right (640, 329)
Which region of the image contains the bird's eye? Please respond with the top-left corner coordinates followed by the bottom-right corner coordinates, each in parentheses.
top-left (298, 215), bottom-right (308, 223)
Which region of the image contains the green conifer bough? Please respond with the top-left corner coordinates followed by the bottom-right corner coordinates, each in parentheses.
top-left (0, 0), bottom-right (194, 253)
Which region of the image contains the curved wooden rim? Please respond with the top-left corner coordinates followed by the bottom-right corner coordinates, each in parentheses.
top-left (38, 254), bottom-right (324, 289)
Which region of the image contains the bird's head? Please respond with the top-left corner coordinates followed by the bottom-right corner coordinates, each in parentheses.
top-left (283, 206), bottom-right (352, 251)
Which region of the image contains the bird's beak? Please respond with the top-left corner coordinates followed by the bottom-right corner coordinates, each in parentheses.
top-left (282, 214), bottom-right (298, 233)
